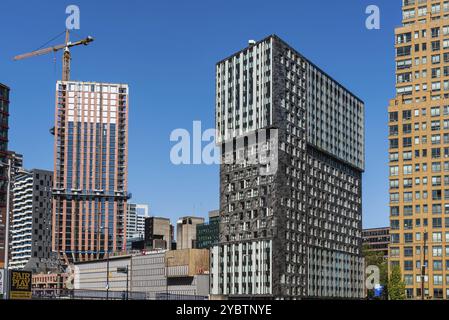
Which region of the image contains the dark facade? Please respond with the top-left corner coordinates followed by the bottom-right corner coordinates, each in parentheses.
top-left (144, 217), bottom-right (171, 250)
top-left (211, 35), bottom-right (365, 299)
top-left (196, 211), bottom-right (220, 249)
top-left (362, 227), bottom-right (390, 258)
top-left (0, 83), bottom-right (9, 267)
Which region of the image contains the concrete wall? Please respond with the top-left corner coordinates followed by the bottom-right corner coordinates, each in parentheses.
top-left (74, 256), bottom-right (131, 292)
top-left (131, 252), bottom-right (166, 299)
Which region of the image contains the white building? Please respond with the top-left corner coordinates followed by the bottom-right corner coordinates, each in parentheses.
top-left (10, 169), bottom-right (53, 270)
top-left (126, 203), bottom-right (149, 239)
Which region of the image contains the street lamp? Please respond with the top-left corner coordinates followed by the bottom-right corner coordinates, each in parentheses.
top-left (0, 158), bottom-right (29, 300)
top-left (165, 256), bottom-right (174, 300)
top-left (100, 225), bottom-right (110, 301)
top-left (0, 158), bottom-right (11, 300)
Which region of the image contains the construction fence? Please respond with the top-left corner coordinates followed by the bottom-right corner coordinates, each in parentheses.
top-left (32, 289), bottom-right (208, 301)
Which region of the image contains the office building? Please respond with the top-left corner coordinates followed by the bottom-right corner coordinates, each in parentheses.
top-left (196, 210), bottom-right (220, 249)
top-left (51, 81), bottom-right (129, 263)
top-left (389, 0), bottom-right (449, 299)
top-left (0, 83), bottom-right (9, 268)
top-left (176, 216), bottom-right (205, 250)
top-left (362, 227), bottom-right (390, 258)
top-left (10, 169), bottom-right (53, 271)
top-left (145, 217), bottom-right (171, 250)
top-left (126, 203), bottom-right (148, 239)
top-left (211, 35), bottom-right (365, 299)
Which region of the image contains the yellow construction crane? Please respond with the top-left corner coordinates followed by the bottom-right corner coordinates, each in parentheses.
top-left (13, 30), bottom-right (94, 81)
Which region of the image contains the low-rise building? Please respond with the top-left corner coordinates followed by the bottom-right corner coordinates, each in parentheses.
top-left (73, 249), bottom-right (210, 300)
top-left (74, 255), bottom-right (133, 299)
top-left (32, 273), bottom-right (68, 297)
top-left (362, 227), bottom-right (390, 258)
top-left (165, 249), bottom-right (209, 298)
top-left (131, 250), bottom-right (167, 299)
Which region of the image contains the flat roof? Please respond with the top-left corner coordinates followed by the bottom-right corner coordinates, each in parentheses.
top-left (74, 254), bottom-right (132, 265)
top-left (362, 227), bottom-right (390, 232)
top-left (216, 34), bottom-right (364, 104)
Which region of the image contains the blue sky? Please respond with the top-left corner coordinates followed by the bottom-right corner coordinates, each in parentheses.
top-left (0, 0), bottom-right (401, 228)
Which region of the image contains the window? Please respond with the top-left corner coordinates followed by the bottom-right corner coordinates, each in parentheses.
top-left (403, 165), bottom-right (413, 175)
top-left (403, 137), bottom-right (412, 147)
top-left (390, 152), bottom-right (399, 162)
top-left (432, 121), bottom-right (441, 131)
top-left (390, 125), bottom-right (399, 136)
top-left (390, 166), bottom-right (399, 176)
top-left (391, 206), bottom-right (399, 216)
top-left (390, 247), bottom-right (400, 257)
top-left (404, 206), bottom-right (413, 216)
top-left (434, 275), bottom-right (443, 285)
top-left (391, 220), bottom-right (400, 230)
top-left (391, 193), bottom-right (400, 203)
top-left (390, 180), bottom-right (399, 189)
top-left (433, 204), bottom-right (442, 214)
top-left (390, 139), bottom-right (399, 149)
top-left (431, 107), bottom-right (441, 116)
top-left (403, 110), bottom-right (412, 120)
top-left (433, 232), bottom-right (443, 243)
top-left (433, 218), bottom-right (443, 228)
top-left (433, 246), bottom-right (443, 258)
top-left (389, 112), bottom-right (398, 122)
top-left (404, 233), bottom-right (413, 243)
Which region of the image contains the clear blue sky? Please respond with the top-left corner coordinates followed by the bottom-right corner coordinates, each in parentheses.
top-left (0, 0), bottom-right (401, 228)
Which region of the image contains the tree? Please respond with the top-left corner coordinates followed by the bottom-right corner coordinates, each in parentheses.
top-left (388, 265), bottom-right (406, 300)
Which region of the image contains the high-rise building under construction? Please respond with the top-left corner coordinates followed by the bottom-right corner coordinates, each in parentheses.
top-left (52, 81), bottom-right (129, 263)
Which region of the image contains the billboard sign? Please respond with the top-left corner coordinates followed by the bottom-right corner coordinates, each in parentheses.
top-left (9, 270), bottom-right (32, 300)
